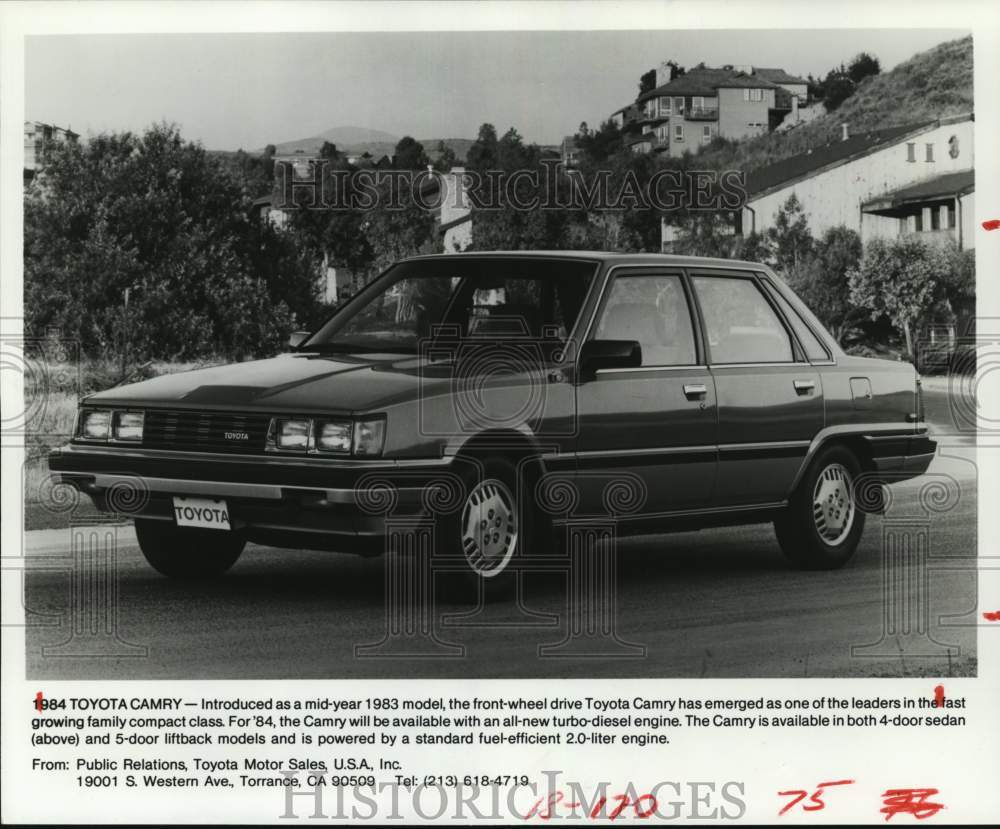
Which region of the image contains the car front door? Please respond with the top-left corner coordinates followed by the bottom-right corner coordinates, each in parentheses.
top-left (573, 268), bottom-right (717, 516)
top-left (689, 269), bottom-right (824, 507)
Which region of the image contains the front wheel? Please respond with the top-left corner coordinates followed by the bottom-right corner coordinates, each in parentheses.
top-left (134, 519), bottom-right (245, 579)
top-left (434, 454), bottom-right (540, 603)
top-left (774, 445), bottom-right (866, 570)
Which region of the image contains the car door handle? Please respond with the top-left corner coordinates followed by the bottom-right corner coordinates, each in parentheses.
top-left (683, 383), bottom-right (708, 400)
top-left (793, 379), bottom-right (816, 394)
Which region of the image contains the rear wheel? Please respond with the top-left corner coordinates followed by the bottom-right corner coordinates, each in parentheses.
top-left (774, 444), bottom-right (866, 570)
top-left (134, 519), bottom-right (245, 579)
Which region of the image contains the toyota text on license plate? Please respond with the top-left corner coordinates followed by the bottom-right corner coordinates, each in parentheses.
top-left (172, 496), bottom-right (231, 530)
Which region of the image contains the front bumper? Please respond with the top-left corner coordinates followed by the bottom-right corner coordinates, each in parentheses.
top-left (49, 444), bottom-right (456, 553)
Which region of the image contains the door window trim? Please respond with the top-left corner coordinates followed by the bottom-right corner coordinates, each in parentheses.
top-left (584, 267), bottom-right (704, 371)
top-left (686, 268), bottom-right (806, 366)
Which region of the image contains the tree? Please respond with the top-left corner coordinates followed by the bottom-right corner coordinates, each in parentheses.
top-left (731, 231), bottom-right (773, 265)
top-left (847, 52), bottom-right (881, 85)
top-left (216, 148), bottom-right (274, 199)
top-left (937, 242), bottom-right (975, 322)
top-left (319, 141), bottom-right (340, 161)
top-left (497, 127), bottom-right (539, 169)
top-left (786, 225), bottom-right (863, 344)
top-left (262, 144), bottom-right (277, 183)
top-left (767, 194), bottom-right (814, 273)
top-left (360, 199), bottom-right (436, 274)
top-left (24, 123), bottom-right (321, 362)
top-left (822, 65), bottom-right (855, 111)
top-left (672, 212), bottom-right (737, 258)
top-left (638, 69), bottom-right (656, 96)
top-left (847, 236), bottom-right (948, 361)
top-left (433, 140), bottom-right (458, 172)
top-left (806, 73), bottom-right (824, 102)
top-left (464, 125), bottom-right (581, 251)
top-left (575, 119), bottom-right (624, 166)
top-left (393, 136), bottom-right (430, 170)
top-left (466, 123), bottom-right (499, 170)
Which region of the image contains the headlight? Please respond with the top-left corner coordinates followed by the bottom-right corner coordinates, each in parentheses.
top-left (267, 415), bottom-right (386, 456)
top-left (275, 418), bottom-right (311, 451)
top-left (315, 420), bottom-right (352, 453)
top-left (79, 409), bottom-right (111, 441)
top-left (112, 411), bottom-right (144, 441)
top-left (352, 417), bottom-right (386, 456)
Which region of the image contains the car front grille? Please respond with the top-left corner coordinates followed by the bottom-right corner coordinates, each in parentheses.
top-left (142, 409), bottom-right (272, 454)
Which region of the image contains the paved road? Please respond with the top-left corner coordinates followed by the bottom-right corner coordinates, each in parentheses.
top-left (22, 439), bottom-right (978, 680)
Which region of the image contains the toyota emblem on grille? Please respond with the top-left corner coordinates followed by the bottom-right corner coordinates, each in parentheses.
top-left (224, 431), bottom-right (250, 441)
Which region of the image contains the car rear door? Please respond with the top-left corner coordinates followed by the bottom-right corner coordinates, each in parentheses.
top-left (573, 267), bottom-right (717, 515)
top-left (689, 268), bottom-right (824, 507)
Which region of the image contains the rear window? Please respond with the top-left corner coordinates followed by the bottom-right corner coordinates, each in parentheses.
top-left (761, 278), bottom-right (832, 362)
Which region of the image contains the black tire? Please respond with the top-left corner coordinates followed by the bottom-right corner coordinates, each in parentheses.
top-left (774, 444), bottom-right (866, 570)
top-left (433, 453), bottom-right (541, 604)
top-left (134, 519), bottom-right (245, 579)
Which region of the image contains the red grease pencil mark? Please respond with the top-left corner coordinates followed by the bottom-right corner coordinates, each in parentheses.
top-left (35, 691), bottom-right (43, 712)
top-left (983, 610), bottom-right (1000, 621)
top-left (880, 788), bottom-right (945, 820)
top-left (777, 780), bottom-right (854, 816)
top-left (933, 685), bottom-right (944, 707)
top-left (983, 219), bottom-right (1000, 231)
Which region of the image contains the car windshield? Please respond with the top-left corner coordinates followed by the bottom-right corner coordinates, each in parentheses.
top-left (304, 257), bottom-right (599, 354)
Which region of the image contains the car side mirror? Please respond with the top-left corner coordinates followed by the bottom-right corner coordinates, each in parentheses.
top-left (288, 330), bottom-right (311, 349)
top-left (579, 339), bottom-right (642, 378)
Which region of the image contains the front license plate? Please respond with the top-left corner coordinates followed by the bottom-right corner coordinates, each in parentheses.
top-left (172, 496), bottom-right (231, 530)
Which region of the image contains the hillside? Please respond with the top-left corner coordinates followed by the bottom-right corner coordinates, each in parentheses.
top-left (697, 35), bottom-right (973, 173)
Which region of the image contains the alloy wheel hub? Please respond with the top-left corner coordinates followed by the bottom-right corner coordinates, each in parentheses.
top-left (461, 479), bottom-right (518, 577)
top-left (812, 462), bottom-right (855, 545)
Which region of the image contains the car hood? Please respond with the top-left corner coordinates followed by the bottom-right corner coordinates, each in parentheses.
top-left (84, 353), bottom-right (455, 414)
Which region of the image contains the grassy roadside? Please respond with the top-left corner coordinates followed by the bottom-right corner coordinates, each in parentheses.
top-left (23, 359), bottom-right (221, 531)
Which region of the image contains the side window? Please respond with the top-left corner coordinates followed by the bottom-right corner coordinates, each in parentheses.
top-left (594, 274), bottom-right (697, 367)
top-left (761, 279), bottom-right (831, 362)
top-left (692, 275), bottom-right (794, 364)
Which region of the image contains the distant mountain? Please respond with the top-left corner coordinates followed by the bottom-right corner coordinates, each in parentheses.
top-left (257, 128), bottom-right (474, 162)
top-left (261, 126), bottom-right (399, 156)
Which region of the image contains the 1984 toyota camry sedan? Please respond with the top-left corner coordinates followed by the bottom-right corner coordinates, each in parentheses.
top-left (50, 252), bottom-right (935, 594)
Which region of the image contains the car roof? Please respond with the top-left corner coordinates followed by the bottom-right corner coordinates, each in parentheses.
top-left (402, 250), bottom-right (768, 271)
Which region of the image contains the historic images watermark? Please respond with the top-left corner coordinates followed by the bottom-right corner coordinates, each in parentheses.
top-left (273, 159), bottom-right (747, 214)
top-left (276, 768), bottom-right (747, 821)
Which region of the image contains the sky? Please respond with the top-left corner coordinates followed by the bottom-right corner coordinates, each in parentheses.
top-left (26, 28), bottom-right (967, 150)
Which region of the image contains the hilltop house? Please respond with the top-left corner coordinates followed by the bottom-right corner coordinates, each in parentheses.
top-left (740, 114), bottom-right (975, 249)
top-left (24, 121), bottom-right (79, 182)
top-left (753, 68), bottom-right (809, 103)
top-left (560, 136), bottom-right (580, 169)
top-left (620, 63), bottom-right (808, 156)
